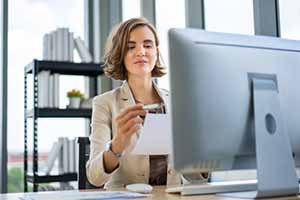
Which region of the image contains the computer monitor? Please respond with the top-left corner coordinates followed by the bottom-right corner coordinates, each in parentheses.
top-left (168, 28), bottom-right (300, 198)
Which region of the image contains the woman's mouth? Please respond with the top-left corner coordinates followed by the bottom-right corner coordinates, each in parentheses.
top-left (134, 60), bottom-right (147, 64)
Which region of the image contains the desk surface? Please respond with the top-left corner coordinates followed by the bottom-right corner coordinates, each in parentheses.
top-left (0, 186), bottom-right (299, 200)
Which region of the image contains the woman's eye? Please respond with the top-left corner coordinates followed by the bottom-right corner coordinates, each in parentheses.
top-left (128, 46), bottom-right (135, 50)
top-left (144, 44), bottom-right (153, 48)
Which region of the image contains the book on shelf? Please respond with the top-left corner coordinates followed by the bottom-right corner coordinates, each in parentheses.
top-left (74, 138), bottom-right (79, 173)
top-left (38, 71), bottom-right (50, 108)
top-left (68, 138), bottom-right (76, 173)
top-left (43, 28), bottom-right (93, 63)
top-left (43, 27), bottom-right (75, 62)
top-left (43, 138), bottom-right (80, 175)
top-left (57, 28), bottom-right (64, 61)
top-left (69, 32), bottom-right (74, 62)
top-left (62, 28), bottom-right (70, 61)
top-left (43, 33), bottom-right (52, 61)
top-left (62, 137), bottom-right (69, 173)
top-left (37, 71), bottom-right (59, 108)
top-left (49, 75), bottom-right (54, 108)
top-left (53, 73), bottom-right (60, 108)
top-left (45, 140), bottom-right (63, 175)
top-left (74, 36), bottom-right (93, 63)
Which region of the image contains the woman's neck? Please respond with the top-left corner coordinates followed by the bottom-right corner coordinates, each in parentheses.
top-left (128, 76), bottom-right (160, 104)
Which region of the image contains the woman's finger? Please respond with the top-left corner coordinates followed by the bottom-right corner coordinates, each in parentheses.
top-left (117, 109), bottom-right (147, 127)
top-left (125, 123), bottom-right (142, 137)
top-left (119, 116), bottom-right (143, 136)
top-left (115, 104), bottom-right (144, 122)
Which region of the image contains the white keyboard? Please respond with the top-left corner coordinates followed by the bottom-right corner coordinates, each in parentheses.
top-left (166, 180), bottom-right (257, 195)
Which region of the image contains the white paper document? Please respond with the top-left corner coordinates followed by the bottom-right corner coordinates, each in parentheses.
top-left (131, 113), bottom-right (172, 155)
top-left (19, 190), bottom-right (150, 200)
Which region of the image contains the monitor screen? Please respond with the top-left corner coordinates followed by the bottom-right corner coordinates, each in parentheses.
top-left (168, 28), bottom-right (300, 197)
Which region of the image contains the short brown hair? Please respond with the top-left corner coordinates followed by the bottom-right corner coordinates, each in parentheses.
top-left (103, 17), bottom-right (167, 80)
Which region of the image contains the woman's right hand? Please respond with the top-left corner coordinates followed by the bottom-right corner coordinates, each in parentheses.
top-left (111, 103), bottom-right (147, 154)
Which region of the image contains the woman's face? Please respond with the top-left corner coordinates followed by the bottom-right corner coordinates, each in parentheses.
top-left (124, 26), bottom-right (157, 80)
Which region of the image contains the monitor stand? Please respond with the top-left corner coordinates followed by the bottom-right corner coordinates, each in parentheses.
top-left (221, 74), bottom-right (299, 198)
top-left (166, 74), bottom-right (299, 198)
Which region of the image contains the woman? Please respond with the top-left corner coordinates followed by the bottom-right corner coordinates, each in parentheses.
top-left (86, 17), bottom-right (207, 189)
top-left (86, 17), bottom-right (182, 189)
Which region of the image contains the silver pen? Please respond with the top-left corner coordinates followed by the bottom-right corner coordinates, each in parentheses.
top-left (142, 103), bottom-right (161, 111)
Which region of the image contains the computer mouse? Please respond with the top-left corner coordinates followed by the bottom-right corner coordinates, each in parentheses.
top-left (126, 183), bottom-right (153, 193)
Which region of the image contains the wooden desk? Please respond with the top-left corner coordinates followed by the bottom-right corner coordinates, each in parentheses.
top-left (0, 186), bottom-right (299, 200)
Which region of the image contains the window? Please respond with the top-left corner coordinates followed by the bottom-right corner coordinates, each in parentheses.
top-left (204, 0), bottom-right (254, 35)
top-left (8, 0), bottom-right (84, 192)
top-left (122, 0), bottom-right (141, 21)
top-left (278, 0), bottom-right (300, 40)
top-left (155, 0), bottom-right (186, 90)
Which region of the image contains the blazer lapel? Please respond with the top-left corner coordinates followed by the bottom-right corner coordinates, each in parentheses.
top-left (119, 81), bottom-right (136, 110)
top-left (153, 81), bottom-right (170, 113)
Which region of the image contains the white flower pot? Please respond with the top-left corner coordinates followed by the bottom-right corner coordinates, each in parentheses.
top-left (68, 97), bottom-right (81, 108)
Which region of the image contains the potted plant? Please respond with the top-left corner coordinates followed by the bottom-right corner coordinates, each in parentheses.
top-left (67, 89), bottom-right (84, 108)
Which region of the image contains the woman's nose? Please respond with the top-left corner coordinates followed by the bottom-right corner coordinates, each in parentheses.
top-left (136, 46), bottom-right (146, 56)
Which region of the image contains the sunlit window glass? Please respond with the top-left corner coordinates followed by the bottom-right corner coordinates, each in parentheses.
top-left (156, 0), bottom-right (186, 90)
top-left (204, 0), bottom-right (254, 35)
top-left (278, 0), bottom-right (300, 40)
top-left (122, 0), bottom-right (141, 21)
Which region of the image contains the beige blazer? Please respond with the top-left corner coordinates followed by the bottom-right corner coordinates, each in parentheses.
top-left (86, 81), bottom-right (181, 189)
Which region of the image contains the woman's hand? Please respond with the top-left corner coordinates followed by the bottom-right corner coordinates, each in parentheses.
top-left (111, 104), bottom-right (147, 154)
top-left (103, 104), bottom-right (147, 173)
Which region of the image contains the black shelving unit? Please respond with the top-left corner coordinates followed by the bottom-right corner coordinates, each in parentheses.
top-left (24, 60), bottom-right (104, 192)
top-left (26, 108), bottom-right (92, 118)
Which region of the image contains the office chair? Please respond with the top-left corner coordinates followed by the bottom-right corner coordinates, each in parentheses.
top-left (77, 137), bottom-right (102, 189)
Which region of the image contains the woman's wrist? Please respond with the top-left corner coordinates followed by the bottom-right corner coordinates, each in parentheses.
top-left (111, 138), bottom-right (125, 154)
top-left (103, 150), bottom-right (120, 173)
